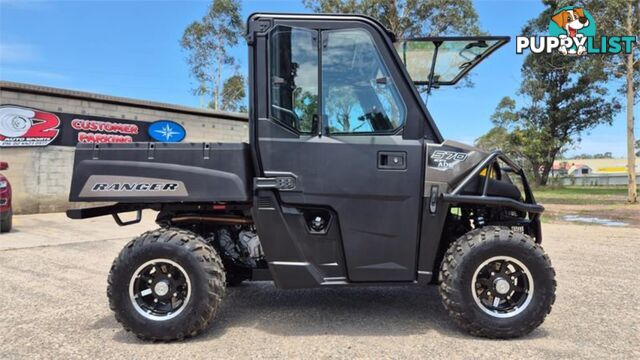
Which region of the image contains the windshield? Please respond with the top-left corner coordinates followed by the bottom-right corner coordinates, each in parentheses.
top-left (394, 37), bottom-right (509, 86)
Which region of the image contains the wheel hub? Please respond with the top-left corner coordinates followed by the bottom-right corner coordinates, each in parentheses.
top-left (153, 280), bottom-right (170, 297)
top-left (493, 277), bottom-right (511, 295)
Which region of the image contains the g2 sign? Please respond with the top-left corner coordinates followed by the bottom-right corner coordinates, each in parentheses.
top-left (148, 120), bottom-right (186, 143)
top-left (0, 105), bottom-right (61, 147)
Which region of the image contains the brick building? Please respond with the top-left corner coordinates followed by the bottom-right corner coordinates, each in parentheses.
top-left (0, 81), bottom-right (248, 214)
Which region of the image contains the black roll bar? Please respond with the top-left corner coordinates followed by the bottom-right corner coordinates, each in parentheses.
top-left (442, 151), bottom-right (544, 214)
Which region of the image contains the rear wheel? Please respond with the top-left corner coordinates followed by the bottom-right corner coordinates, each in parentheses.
top-left (439, 226), bottom-right (556, 338)
top-left (108, 228), bottom-right (226, 341)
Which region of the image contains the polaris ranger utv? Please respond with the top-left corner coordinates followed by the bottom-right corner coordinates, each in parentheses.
top-left (67, 13), bottom-right (556, 340)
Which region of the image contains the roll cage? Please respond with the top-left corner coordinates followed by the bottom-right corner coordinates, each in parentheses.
top-left (443, 151), bottom-right (543, 242)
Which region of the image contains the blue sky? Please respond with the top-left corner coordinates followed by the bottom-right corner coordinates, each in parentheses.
top-left (0, 0), bottom-right (635, 157)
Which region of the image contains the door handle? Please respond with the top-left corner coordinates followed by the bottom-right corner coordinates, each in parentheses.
top-left (378, 151), bottom-right (407, 170)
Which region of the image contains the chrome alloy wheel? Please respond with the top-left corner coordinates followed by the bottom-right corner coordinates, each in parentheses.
top-left (129, 258), bottom-right (191, 321)
top-left (471, 256), bottom-right (534, 318)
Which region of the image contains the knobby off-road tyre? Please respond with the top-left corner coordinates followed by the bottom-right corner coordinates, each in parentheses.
top-left (439, 226), bottom-right (556, 339)
top-left (107, 227), bottom-right (226, 341)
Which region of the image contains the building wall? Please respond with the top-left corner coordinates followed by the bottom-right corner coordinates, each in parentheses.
top-left (557, 173), bottom-right (640, 186)
top-left (554, 158), bottom-right (640, 173)
top-left (0, 83), bottom-right (248, 214)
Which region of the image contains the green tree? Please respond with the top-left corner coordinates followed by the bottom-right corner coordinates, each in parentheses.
top-left (579, 0), bottom-right (639, 202)
top-left (181, 0), bottom-right (244, 111)
top-left (475, 126), bottom-right (515, 155)
top-left (482, 42), bottom-right (620, 186)
top-left (489, 51), bottom-right (620, 186)
top-left (568, 152), bottom-right (614, 159)
top-left (478, 2), bottom-right (623, 186)
top-left (475, 98), bottom-right (526, 164)
top-left (303, 0), bottom-right (482, 38)
top-left (219, 74), bottom-right (246, 112)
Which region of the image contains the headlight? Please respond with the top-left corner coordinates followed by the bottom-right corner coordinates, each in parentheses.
top-left (0, 180), bottom-right (7, 189)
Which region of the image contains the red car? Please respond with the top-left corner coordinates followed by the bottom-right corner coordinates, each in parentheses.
top-left (0, 161), bottom-right (11, 233)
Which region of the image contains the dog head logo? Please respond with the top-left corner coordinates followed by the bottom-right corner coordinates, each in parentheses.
top-left (548, 6), bottom-right (596, 55)
top-left (0, 106), bottom-right (61, 147)
top-left (551, 8), bottom-right (590, 37)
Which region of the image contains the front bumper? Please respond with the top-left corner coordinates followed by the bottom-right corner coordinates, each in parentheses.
top-left (441, 150), bottom-right (544, 242)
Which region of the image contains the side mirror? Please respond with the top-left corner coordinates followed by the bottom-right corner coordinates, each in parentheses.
top-left (0, 162), bottom-right (7, 170)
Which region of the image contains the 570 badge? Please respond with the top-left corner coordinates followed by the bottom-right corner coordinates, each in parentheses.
top-left (429, 149), bottom-right (469, 169)
top-left (0, 105), bottom-right (61, 147)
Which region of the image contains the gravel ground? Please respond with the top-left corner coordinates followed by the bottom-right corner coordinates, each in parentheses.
top-left (0, 212), bottom-right (638, 359)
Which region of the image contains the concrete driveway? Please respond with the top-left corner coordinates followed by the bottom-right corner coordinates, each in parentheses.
top-left (1, 211), bottom-right (638, 359)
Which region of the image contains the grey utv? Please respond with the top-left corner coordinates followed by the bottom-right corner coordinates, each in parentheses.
top-left (68, 13), bottom-right (555, 340)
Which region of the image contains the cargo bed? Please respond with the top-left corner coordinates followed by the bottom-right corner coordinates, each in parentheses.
top-left (69, 142), bottom-right (253, 203)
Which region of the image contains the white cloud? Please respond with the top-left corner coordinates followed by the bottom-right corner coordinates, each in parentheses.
top-left (0, 43), bottom-right (38, 63)
top-left (0, 0), bottom-right (50, 10)
top-left (0, 67), bottom-right (69, 81)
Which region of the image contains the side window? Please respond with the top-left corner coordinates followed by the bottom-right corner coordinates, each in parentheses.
top-left (270, 26), bottom-right (318, 134)
top-left (322, 29), bottom-right (406, 135)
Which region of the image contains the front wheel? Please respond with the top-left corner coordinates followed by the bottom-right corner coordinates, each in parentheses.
top-left (0, 212), bottom-right (12, 233)
top-left (439, 226), bottom-right (556, 339)
top-left (107, 228), bottom-right (226, 341)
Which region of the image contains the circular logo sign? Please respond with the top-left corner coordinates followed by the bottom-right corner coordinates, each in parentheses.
top-left (0, 105), bottom-right (61, 147)
top-left (148, 120), bottom-right (186, 143)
